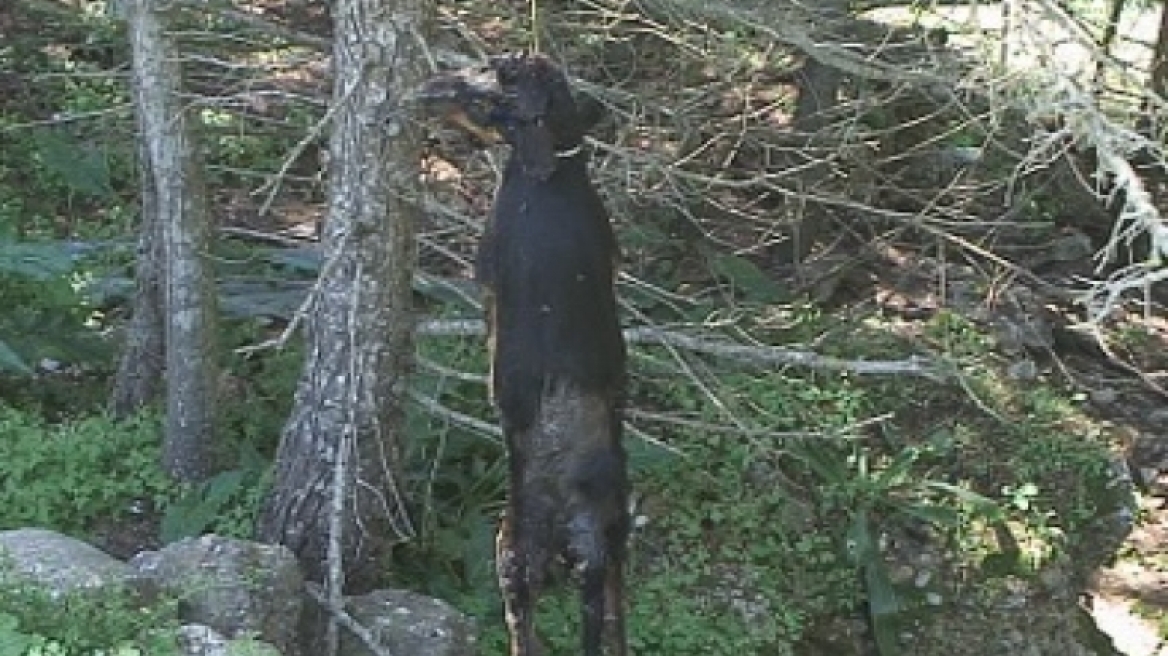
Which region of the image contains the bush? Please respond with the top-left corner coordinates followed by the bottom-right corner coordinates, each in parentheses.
top-left (0, 406), bottom-right (174, 535)
top-left (0, 579), bottom-right (179, 655)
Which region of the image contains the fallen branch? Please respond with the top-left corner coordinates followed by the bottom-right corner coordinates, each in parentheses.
top-left (406, 388), bottom-right (502, 440)
top-left (305, 582), bottom-right (396, 656)
top-left (416, 319), bottom-right (947, 380)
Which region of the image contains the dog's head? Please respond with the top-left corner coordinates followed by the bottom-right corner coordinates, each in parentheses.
top-left (418, 54), bottom-right (596, 179)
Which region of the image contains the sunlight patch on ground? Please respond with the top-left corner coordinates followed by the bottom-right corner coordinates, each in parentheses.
top-left (863, 2), bottom-right (1157, 81)
top-left (1092, 595), bottom-right (1166, 656)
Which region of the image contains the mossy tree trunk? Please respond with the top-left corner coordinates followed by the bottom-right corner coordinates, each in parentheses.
top-left (256, 0), bottom-right (430, 588)
top-left (121, 0), bottom-right (217, 482)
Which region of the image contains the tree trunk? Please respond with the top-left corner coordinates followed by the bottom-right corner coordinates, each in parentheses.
top-left (1150, 0), bottom-right (1168, 102)
top-left (124, 0), bottom-right (218, 482)
top-left (257, 0), bottom-right (429, 588)
top-left (110, 135), bottom-right (165, 417)
top-left (1093, 0), bottom-right (1128, 91)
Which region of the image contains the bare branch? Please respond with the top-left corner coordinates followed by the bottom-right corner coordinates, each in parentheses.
top-left (416, 319), bottom-right (947, 380)
top-left (304, 583), bottom-right (397, 656)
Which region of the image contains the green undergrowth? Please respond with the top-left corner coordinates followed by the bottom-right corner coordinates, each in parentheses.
top-left (397, 304), bottom-right (1128, 655)
top-left (0, 575), bottom-right (181, 656)
top-left (0, 393), bottom-right (275, 545)
top-left (0, 407), bottom-right (173, 536)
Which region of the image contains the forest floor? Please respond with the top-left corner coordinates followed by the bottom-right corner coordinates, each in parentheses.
top-left (864, 3), bottom-right (1168, 652)
top-left (5, 0), bottom-right (1168, 652)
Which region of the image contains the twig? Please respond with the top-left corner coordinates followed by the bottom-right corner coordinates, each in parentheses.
top-left (627, 408), bottom-right (827, 439)
top-left (304, 583), bottom-right (396, 656)
top-left (170, 0), bottom-right (331, 50)
top-left (407, 388), bottom-right (503, 440)
top-left (219, 225), bottom-right (312, 247)
top-left (253, 87), bottom-right (349, 217)
top-left (1084, 324), bottom-right (1168, 400)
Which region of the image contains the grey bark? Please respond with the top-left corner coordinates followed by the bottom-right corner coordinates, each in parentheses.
top-left (124, 0), bottom-right (218, 482)
top-left (1150, 0), bottom-right (1168, 102)
top-left (1094, 0), bottom-right (1128, 89)
top-left (257, 0), bottom-right (429, 587)
top-left (110, 136), bottom-right (165, 417)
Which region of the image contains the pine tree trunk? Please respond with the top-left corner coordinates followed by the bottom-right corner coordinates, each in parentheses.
top-left (1150, 1), bottom-right (1168, 101)
top-left (257, 0), bottom-right (429, 587)
top-left (124, 0), bottom-right (218, 482)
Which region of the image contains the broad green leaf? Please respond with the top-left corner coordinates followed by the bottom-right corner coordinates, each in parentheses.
top-left (261, 247), bottom-right (321, 273)
top-left (864, 558), bottom-right (904, 656)
top-left (709, 252), bottom-right (784, 304)
top-left (922, 481), bottom-right (1002, 517)
top-left (899, 503), bottom-right (961, 529)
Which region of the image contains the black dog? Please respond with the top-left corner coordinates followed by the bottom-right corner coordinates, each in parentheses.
top-left (419, 54), bottom-right (629, 656)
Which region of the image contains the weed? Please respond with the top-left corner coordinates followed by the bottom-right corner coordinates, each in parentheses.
top-left (0, 407), bottom-right (175, 536)
top-left (160, 446), bottom-right (270, 543)
top-left (0, 575), bottom-right (180, 656)
top-left (923, 310), bottom-right (993, 358)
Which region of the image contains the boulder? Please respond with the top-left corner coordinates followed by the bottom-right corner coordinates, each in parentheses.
top-left (0, 527), bottom-right (132, 595)
top-left (130, 534), bottom-right (302, 655)
top-left (177, 623), bottom-right (283, 656)
top-left (337, 588), bottom-right (477, 656)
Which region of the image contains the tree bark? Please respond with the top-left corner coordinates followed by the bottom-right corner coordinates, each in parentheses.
top-left (257, 0), bottom-right (429, 588)
top-left (110, 137), bottom-right (165, 417)
top-left (124, 0), bottom-right (218, 482)
top-left (1149, 0), bottom-right (1168, 102)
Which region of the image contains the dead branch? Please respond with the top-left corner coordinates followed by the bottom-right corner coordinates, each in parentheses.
top-left (416, 319), bottom-right (947, 380)
top-left (304, 583), bottom-right (396, 656)
top-left (406, 388), bottom-right (503, 440)
top-left (170, 0), bottom-right (330, 50)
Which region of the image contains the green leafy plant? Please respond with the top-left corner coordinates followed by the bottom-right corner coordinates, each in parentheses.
top-left (706, 249), bottom-right (786, 304)
top-left (161, 446), bottom-right (270, 543)
top-left (31, 129), bottom-right (116, 201)
top-left (394, 335), bottom-right (505, 602)
top-left (0, 407), bottom-right (175, 535)
top-left (0, 241), bottom-right (109, 375)
top-left (0, 611), bottom-right (39, 656)
top-left (0, 579), bottom-right (179, 656)
top-left (787, 432), bottom-right (1002, 655)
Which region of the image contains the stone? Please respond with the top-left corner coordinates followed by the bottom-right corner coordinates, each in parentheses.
top-left (129, 534), bottom-right (302, 656)
top-left (338, 588), bottom-right (476, 656)
top-left (0, 528), bottom-right (131, 595)
top-left (177, 624), bottom-right (283, 656)
top-left (1007, 359), bottom-right (1039, 380)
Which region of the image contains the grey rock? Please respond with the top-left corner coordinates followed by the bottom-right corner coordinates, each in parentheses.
top-left (177, 624), bottom-right (283, 656)
top-left (0, 528), bottom-right (131, 595)
top-left (1091, 388), bottom-right (1119, 405)
top-left (339, 588), bottom-right (477, 656)
top-left (129, 534), bottom-right (302, 655)
top-left (993, 311), bottom-right (1054, 353)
